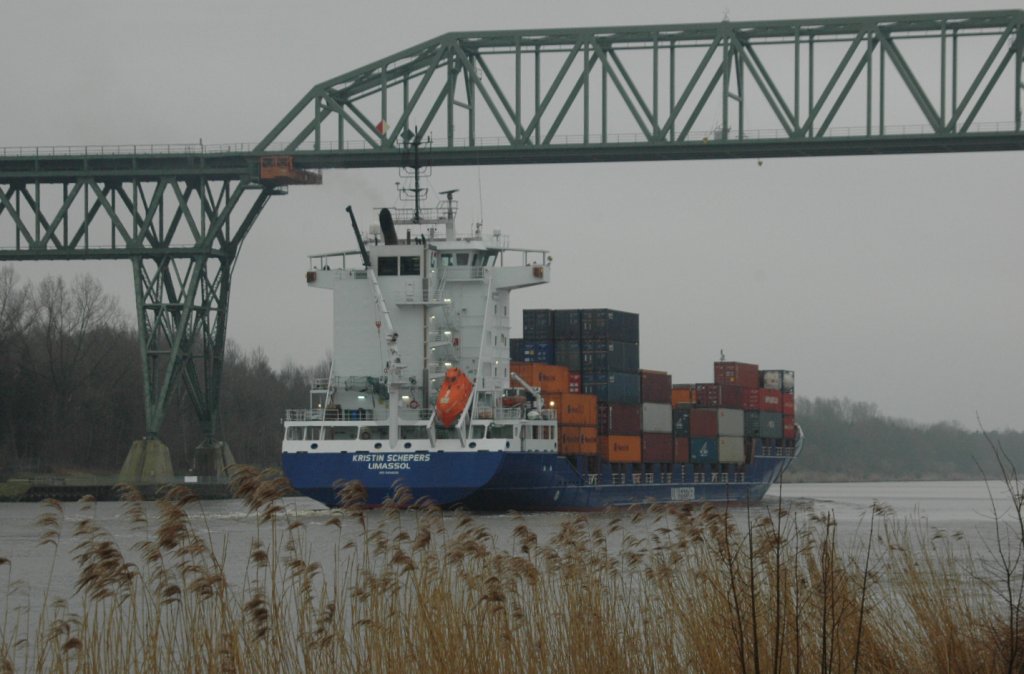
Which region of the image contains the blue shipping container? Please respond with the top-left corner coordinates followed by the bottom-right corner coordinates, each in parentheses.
top-left (690, 437), bottom-right (719, 463)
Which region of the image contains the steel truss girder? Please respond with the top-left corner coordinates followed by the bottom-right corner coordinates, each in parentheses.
top-left (255, 10), bottom-right (1024, 161)
top-left (0, 176), bottom-right (274, 443)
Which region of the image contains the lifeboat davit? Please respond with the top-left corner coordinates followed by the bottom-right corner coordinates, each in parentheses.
top-left (435, 367), bottom-right (473, 428)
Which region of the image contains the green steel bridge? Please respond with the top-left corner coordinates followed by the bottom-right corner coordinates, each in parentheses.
top-left (1, 10), bottom-right (1023, 477)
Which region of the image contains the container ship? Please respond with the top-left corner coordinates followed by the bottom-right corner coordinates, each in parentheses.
top-left (281, 185), bottom-right (801, 510)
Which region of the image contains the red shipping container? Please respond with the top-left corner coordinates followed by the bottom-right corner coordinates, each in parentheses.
top-left (783, 416), bottom-right (796, 439)
top-left (640, 370), bottom-right (672, 403)
top-left (759, 389), bottom-right (783, 412)
top-left (568, 372), bottom-right (582, 394)
top-left (598, 435), bottom-right (641, 463)
top-left (782, 393), bottom-right (795, 415)
top-left (740, 387), bottom-right (761, 411)
top-left (597, 403), bottom-right (643, 436)
top-left (714, 361), bottom-right (760, 388)
top-left (673, 437), bottom-right (690, 463)
top-left (690, 408), bottom-right (718, 436)
top-left (696, 384), bottom-right (744, 408)
top-left (641, 433), bottom-right (673, 462)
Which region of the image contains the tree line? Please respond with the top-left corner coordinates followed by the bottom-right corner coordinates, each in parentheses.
top-left (1, 267), bottom-right (1021, 481)
top-left (0, 267), bottom-right (318, 477)
top-left (788, 397), bottom-right (1024, 482)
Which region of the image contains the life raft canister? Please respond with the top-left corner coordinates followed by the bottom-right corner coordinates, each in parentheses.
top-left (435, 367), bottom-right (473, 428)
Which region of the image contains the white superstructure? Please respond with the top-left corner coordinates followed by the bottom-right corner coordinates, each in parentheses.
top-left (283, 191), bottom-right (558, 455)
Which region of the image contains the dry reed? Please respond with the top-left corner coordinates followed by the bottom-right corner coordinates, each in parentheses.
top-left (0, 469), bottom-right (1020, 673)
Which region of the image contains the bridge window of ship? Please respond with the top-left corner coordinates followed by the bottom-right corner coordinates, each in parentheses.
top-left (485, 424), bottom-right (513, 439)
top-left (359, 425), bottom-right (389, 440)
top-left (286, 426), bottom-right (303, 440)
top-left (378, 256), bottom-right (398, 276)
top-left (456, 253), bottom-right (469, 266)
top-left (303, 426), bottom-right (321, 440)
top-left (470, 425), bottom-right (486, 439)
top-left (399, 425), bottom-right (429, 440)
top-left (325, 426), bottom-right (358, 440)
top-left (399, 256), bottom-right (420, 275)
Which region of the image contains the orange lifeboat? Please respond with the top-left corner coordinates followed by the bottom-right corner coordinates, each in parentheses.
top-left (435, 367), bottom-right (473, 427)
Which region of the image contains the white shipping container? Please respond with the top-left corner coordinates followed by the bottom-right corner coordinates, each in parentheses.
top-left (642, 403), bottom-right (673, 434)
top-left (717, 408), bottom-right (745, 436)
top-left (719, 436), bottom-right (746, 464)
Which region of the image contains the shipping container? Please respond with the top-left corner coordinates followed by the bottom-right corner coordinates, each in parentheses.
top-left (696, 383), bottom-right (744, 409)
top-left (552, 309), bottom-right (582, 341)
top-left (782, 393), bottom-right (795, 415)
top-left (597, 403), bottom-right (643, 436)
top-left (672, 407), bottom-right (691, 436)
top-left (719, 436), bottom-right (745, 463)
top-left (671, 384), bottom-right (696, 406)
top-left (714, 361), bottom-right (760, 388)
top-left (743, 410), bottom-right (760, 437)
top-left (690, 408), bottom-right (719, 437)
top-left (759, 412), bottom-right (783, 439)
top-left (522, 309), bottom-right (553, 341)
top-left (558, 426), bottom-right (598, 455)
top-left (783, 415), bottom-right (796, 440)
top-left (761, 370), bottom-right (795, 393)
top-left (759, 389), bottom-right (783, 412)
top-left (545, 393), bottom-right (598, 426)
top-left (641, 433), bottom-right (673, 463)
top-left (580, 308), bottom-right (639, 343)
top-left (510, 338), bottom-right (524, 362)
top-left (553, 339), bottom-right (581, 371)
top-left (521, 341), bottom-right (555, 363)
top-left (673, 437), bottom-right (690, 463)
top-left (568, 372), bottom-right (582, 394)
top-left (598, 435), bottom-right (642, 463)
top-left (642, 402), bottom-right (673, 433)
top-left (510, 362), bottom-right (570, 394)
top-left (640, 370), bottom-right (672, 403)
top-left (690, 437), bottom-right (718, 463)
top-left (717, 408), bottom-right (745, 436)
top-left (583, 371), bottom-right (641, 404)
top-left (580, 342), bottom-right (640, 372)
top-left (511, 339), bottom-right (554, 364)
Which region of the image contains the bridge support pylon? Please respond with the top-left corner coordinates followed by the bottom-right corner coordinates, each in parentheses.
top-left (118, 438), bottom-right (175, 484)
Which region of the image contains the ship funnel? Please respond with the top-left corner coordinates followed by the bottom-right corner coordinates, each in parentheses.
top-left (379, 208), bottom-right (399, 245)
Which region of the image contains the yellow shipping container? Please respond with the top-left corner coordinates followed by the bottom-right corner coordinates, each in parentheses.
top-left (671, 384), bottom-right (696, 406)
top-left (558, 425), bottom-right (598, 455)
top-left (510, 362), bottom-right (570, 394)
top-left (598, 435), bottom-right (642, 463)
top-left (546, 393), bottom-right (598, 426)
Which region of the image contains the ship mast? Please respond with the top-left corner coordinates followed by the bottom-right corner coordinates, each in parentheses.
top-left (347, 206), bottom-right (404, 447)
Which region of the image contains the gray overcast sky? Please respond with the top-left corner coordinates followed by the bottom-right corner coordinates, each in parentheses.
top-left (2, 0), bottom-right (1022, 431)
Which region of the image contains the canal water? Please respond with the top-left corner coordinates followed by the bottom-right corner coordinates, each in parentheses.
top-left (0, 480), bottom-right (1015, 608)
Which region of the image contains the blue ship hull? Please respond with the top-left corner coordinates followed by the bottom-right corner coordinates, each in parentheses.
top-left (282, 442), bottom-right (799, 511)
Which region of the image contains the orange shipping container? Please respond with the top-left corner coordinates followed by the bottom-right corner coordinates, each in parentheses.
top-left (671, 384), bottom-right (696, 406)
top-left (510, 362), bottom-right (570, 394)
top-left (546, 393), bottom-right (598, 426)
top-left (558, 426), bottom-right (598, 455)
top-left (598, 435), bottom-right (642, 463)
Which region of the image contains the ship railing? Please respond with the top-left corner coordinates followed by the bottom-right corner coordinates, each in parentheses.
top-left (611, 473), bottom-right (625, 485)
top-left (286, 408), bottom-right (376, 422)
top-left (496, 247), bottom-right (549, 269)
top-left (491, 408), bottom-right (524, 421)
top-left (586, 473), bottom-right (599, 485)
top-left (307, 250), bottom-right (363, 271)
